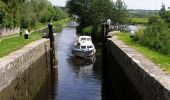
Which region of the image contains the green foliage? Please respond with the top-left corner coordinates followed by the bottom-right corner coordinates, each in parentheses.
top-left (164, 11), bottom-right (170, 27)
top-left (66, 0), bottom-right (128, 41)
top-left (0, 0), bottom-right (22, 27)
top-left (82, 26), bottom-right (93, 35)
top-left (147, 16), bottom-right (163, 25)
top-left (159, 3), bottom-right (170, 28)
top-left (132, 29), bottom-right (144, 42)
top-left (159, 3), bottom-right (166, 19)
top-left (114, 0), bottom-right (128, 30)
top-left (0, 31), bottom-right (42, 58)
top-left (0, 0), bottom-right (68, 28)
top-left (117, 32), bottom-right (170, 73)
top-left (134, 16), bottom-right (170, 55)
top-left (128, 18), bottom-right (148, 25)
top-left (0, 18), bottom-right (70, 57)
top-left (52, 7), bottom-right (68, 21)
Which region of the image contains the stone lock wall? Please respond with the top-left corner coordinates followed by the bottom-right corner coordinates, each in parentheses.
top-left (107, 36), bottom-right (170, 100)
top-left (0, 39), bottom-right (50, 93)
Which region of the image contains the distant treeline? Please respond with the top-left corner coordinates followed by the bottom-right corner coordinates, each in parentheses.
top-left (0, 0), bottom-right (68, 28)
top-left (128, 9), bottom-right (159, 18)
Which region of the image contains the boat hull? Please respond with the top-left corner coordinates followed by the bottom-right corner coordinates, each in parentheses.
top-left (73, 49), bottom-right (95, 57)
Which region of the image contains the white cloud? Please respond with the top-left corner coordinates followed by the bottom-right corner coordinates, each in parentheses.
top-left (48, 0), bottom-right (67, 7)
top-left (124, 0), bottom-right (170, 10)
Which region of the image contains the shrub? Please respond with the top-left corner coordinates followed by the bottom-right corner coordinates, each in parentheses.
top-left (148, 16), bottom-right (163, 25)
top-left (82, 26), bottom-right (93, 35)
top-left (132, 29), bottom-right (144, 43)
top-left (135, 16), bottom-right (170, 55)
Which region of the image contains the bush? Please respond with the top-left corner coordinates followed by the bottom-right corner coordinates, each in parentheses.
top-left (132, 29), bottom-right (144, 42)
top-left (148, 16), bottom-right (163, 25)
top-left (82, 26), bottom-right (93, 35)
top-left (134, 16), bottom-right (170, 55)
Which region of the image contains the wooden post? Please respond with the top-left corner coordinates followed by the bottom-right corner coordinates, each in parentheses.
top-left (102, 23), bottom-right (107, 81)
top-left (48, 23), bottom-right (57, 68)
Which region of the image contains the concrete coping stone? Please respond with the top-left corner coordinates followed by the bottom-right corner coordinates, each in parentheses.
top-left (0, 38), bottom-right (50, 71)
top-left (1, 39), bottom-right (49, 57)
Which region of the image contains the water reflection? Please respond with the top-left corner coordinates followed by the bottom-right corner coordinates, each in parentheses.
top-left (68, 56), bottom-right (96, 66)
top-left (68, 56), bottom-right (96, 81)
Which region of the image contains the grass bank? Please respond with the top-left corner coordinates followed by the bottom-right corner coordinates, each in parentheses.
top-left (0, 18), bottom-right (71, 58)
top-left (0, 32), bottom-right (42, 58)
top-left (128, 18), bottom-right (148, 25)
top-left (116, 32), bottom-right (170, 73)
top-left (52, 18), bottom-right (71, 32)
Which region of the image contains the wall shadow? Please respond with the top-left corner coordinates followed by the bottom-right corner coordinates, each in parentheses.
top-left (102, 49), bottom-right (144, 100)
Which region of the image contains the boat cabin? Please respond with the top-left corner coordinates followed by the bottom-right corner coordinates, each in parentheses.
top-left (73, 36), bottom-right (96, 57)
top-left (78, 36), bottom-right (91, 42)
top-left (80, 45), bottom-right (94, 50)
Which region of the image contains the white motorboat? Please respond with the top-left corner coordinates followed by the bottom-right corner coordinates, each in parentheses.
top-left (73, 36), bottom-right (96, 57)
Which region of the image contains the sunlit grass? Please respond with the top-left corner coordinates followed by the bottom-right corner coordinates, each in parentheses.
top-left (0, 32), bottom-right (42, 58)
top-left (0, 18), bottom-right (71, 58)
top-left (116, 32), bottom-right (170, 73)
top-left (128, 18), bottom-right (148, 24)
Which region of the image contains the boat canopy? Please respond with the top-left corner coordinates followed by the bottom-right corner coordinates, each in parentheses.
top-left (78, 36), bottom-right (91, 42)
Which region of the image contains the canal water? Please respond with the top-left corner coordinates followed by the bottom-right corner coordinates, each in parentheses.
top-left (54, 23), bottom-right (102, 100)
top-left (50, 22), bottom-right (143, 100)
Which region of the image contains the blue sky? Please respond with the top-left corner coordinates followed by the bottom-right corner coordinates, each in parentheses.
top-left (48, 0), bottom-right (170, 10)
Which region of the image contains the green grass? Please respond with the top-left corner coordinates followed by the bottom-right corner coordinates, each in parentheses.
top-left (0, 18), bottom-right (71, 58)
top-left (0, 32), bottom-right (42, 58)
top-left (116, 32), bottom-right (170, 73)
top-left (128, 18), bottom-right (148, 25)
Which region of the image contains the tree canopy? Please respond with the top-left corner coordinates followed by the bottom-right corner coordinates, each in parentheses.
top-left (67, 0), bottom-right (128, 27)
top-left (0, 0), bottom-right (68, 28)
top-left (66, 0), bottom-right (128, 41)
top-left (159, 3), bottom-right (166, 19)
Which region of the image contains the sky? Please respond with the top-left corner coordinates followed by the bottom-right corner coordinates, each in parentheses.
top-left (48, 0), bottom-right (170, 10)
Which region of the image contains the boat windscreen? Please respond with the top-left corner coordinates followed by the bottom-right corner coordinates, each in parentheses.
top-left (81, 46), bottom-right (86, 49)
top-left (87, 46), bottom-right (93, 48)
top-left (87, 38), bottom-right (91, 41)
top-left (81, 38), bottom-right (86, 41)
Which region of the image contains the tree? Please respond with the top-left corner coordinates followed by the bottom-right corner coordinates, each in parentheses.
top-left (89, 0), bottom-right (115, 41)
top-left (164, 11), bottom-right (170, 28)
top-left (66, 0), bottom-right (128, 41)
top-left (159, 2), bottom-right (166, 19)
top-left (0, 0), bottom-right (68, 28)
top-left (0, 0), bottom-right (22, 27)
top-left (114, 0), bottom-right (128, 30)
top-left (143, 16), bottom-right (170, 55)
